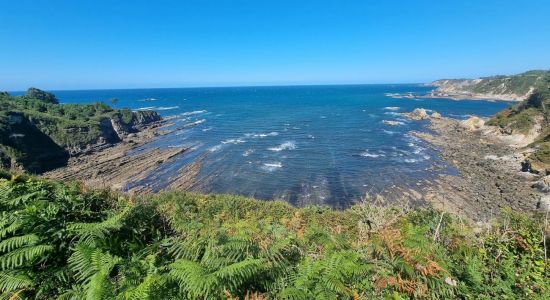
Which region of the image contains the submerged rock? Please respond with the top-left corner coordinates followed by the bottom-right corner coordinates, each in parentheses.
top-left (383, 120), bottom-right (402, 126)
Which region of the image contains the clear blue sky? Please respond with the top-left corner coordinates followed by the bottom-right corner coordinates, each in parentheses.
top-left (1, 0), bottom-right (549, 90)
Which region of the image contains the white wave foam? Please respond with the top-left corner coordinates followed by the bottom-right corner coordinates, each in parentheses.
top-left (261, 162), bottom-right (283, 172)
top-left (184, 119), bottom-right (206, 127)
top-left (202, 127), bottom-right (213, 132)
top-left (135, 106), bottom-right (156, 111)
top-left (156, 106), bottom-right (179, 111)
top-left (360, 150), bottom-right (385, 158)
top-left (243, 149), bottom-right (254, 157)
top-left (208, 144), bottom-right (223, 152)
top-left (383, 130), bottom-right (397, 135)
top-left (404, 158), bottom-right (418, 163)
top-left (382, 120), bottom-right (405, 126)
top-left (384, 111), bottom-right (400, 116)
top-left (245, 132), bottom-right (279, 138)
top-left (383, 106), bottom-right (400, 111)
top-left (268, 141), bottom-right (297, 152)
top-left (180, 110), bottom-right (207, 116)
top-left (221, 138), bottom-right (245, 145)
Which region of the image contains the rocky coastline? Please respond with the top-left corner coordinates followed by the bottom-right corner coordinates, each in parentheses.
top-left (43, 117), bottom-right (203, 194)
top-left (394, 109), bottom-right (548, 222)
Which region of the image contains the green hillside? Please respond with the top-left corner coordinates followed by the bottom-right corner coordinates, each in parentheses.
top-left (472, 70), bottom-right (549, 96)
top-left (0, 173), bottom-right (547, 299)
top-left (0, 89), bottom-right (161, 173)
top-left (432, 70), bottom-right (550, 101)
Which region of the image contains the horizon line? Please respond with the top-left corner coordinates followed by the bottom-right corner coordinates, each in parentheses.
top-left (7, 81), bottom-right (428, 93)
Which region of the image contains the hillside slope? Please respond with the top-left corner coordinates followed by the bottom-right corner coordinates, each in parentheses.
top-left (430, 70), bottom-right (549, 101)
top-left (0, 89), bottom-right (161, 173)
top-left (485, 73), bottom-right (550, 173)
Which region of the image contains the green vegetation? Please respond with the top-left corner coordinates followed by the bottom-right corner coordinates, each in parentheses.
top-left (471, 70), bottom-right (550, 96)
top-left (25, 88), bottom-right (59, 104)
top-left (0, 173), bottom-right (548, 299)
top-left (0, 89), bottom-right (161, 173)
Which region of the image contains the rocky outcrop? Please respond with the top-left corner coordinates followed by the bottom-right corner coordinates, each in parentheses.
top-left (403, 108), bottom-right (429, 120)
top-left (402, 108), bottom-right (441, 121)
top-left (460, 116), bottom-right (485, 131)
top-left (109, 110), bottom-right (162, 140)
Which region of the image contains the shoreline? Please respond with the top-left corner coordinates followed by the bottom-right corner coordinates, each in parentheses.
top-left (42, 109), bottom-right (545, 222)
top-left (44, 120), bottom-right (197, 194)
top-left (408, 116), bottom-right (542, 221)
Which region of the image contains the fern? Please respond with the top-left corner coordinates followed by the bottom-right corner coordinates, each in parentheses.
top-left (68, 206), bottom-right (132, 245)
top-left (68, 245), bottom-right (121, 299)
top-left (0, 235), bottom-right (39, 253)
top-left (0, 244), bottom-right (53, 270)
top-left (0, 270), bottom-right (32, 293)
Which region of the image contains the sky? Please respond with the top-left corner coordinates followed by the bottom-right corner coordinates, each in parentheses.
top-left (1, 0), bottom-right (550, 91)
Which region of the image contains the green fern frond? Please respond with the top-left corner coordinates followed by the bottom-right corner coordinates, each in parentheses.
top-left (0, 270), bottom-right (32, 293)
top-left (68, 207), bottom-right (132, 245)
top-left (0, 221), bottom-right (22, 240)
top-left (0, 244), bottom-right (53, 270)
top-left (56, 284), bottom-right (86, 300)
top-left (0, 235), bottom-right (39, 253)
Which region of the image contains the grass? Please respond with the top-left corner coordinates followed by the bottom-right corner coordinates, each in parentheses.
top-left (0, 173), bottom-right (548, 299)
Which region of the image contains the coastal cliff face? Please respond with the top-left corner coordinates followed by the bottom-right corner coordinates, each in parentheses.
top-left (430, 70), bottom-right (549, 101)
top-left (483, 74), bottom-right (550, 173)
top-left (0, 88), bottom-right (162, 173)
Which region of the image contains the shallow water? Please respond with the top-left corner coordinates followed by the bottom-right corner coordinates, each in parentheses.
top-left (38, 85), bottom-right (511, 206)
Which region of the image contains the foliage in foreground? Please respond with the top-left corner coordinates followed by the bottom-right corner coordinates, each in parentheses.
top-left (0, 173), bottom-right (548, 299)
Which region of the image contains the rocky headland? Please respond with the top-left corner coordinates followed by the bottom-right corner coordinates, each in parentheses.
top-left (428, 70), bottom-right (549, 102)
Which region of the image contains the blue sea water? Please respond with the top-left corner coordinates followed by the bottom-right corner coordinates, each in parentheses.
top-left (32, 85), bottom-right (512, 206)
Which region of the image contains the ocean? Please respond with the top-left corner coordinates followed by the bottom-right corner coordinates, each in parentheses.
top-left (31, 84), bottom-right (511, 206)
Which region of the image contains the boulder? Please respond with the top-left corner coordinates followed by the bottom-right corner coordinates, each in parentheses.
top-left (431, 112), bottom-right (442, 119)
top-left (537, 195), bottom-right (550, 212)
top-left (460, 116), bottom-right (485, 131)
top-left (405, 108), bottom-right (430, 120)
top-left (533, 175), bottom-right (550, 192)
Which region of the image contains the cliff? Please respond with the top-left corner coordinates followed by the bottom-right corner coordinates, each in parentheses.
top-left (430, 70), bottom-right (550, 101)
top-left (484, 73), bottom-right (550, 173)
top-left (0, 88), bottom-right (162, 173)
